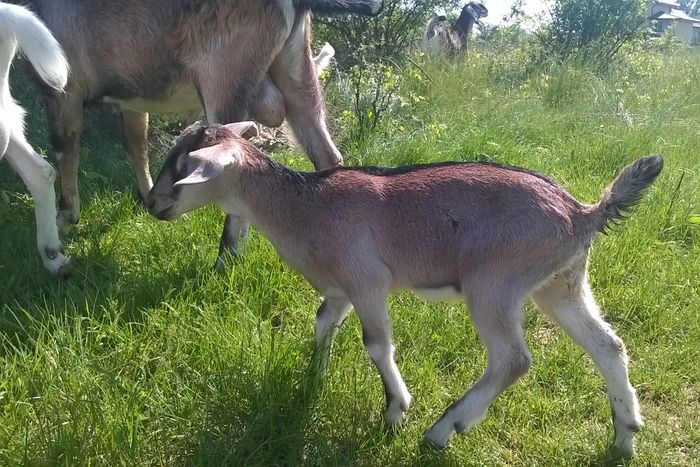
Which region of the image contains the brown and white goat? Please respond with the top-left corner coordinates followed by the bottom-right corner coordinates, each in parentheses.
top-left (423, 2), bottom-right (488, 56)
top-left (13, 0), bottom-right (379, 268)
top-left (147, 122), bottom-right (662, 455)
top-left (1, 2), bottom-right (70, 276)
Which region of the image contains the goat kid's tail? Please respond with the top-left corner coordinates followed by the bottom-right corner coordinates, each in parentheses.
top-left (591, 155), bottom-right (663, 233)
top-left (0, 3), bottom-right (68, 90)
top-left (293, 0), bottom-right (382, 16)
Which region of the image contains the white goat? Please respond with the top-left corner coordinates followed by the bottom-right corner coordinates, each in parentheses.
top-left (147, 122), bottom-right (663, 455)
top-left (0, 2), bottom-right (70, 276)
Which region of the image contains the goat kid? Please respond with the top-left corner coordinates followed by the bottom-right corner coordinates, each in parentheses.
top-left (148, 122), bottom-right (663, 455)
top-left (13, 0), bottom-right (378, 269)
top-left (0, 2), bottom-right (70, 276)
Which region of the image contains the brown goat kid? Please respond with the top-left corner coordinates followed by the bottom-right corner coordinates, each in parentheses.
top-left (15, 0), bottom-right (379, 268)
top-left (148, 122), bottom-right (663, 455)
top-left (423, 2), bottom-right (488, 56)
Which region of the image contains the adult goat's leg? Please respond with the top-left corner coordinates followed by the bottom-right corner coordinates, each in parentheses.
top-left (425, 291), bottom-right (532, 448)
top-left (532, 262), bottom-right (642, 456)
top-left (46, 89), bottom-right (84, 234)
top-left (194, 25), bottom-right (286, 270)
top-left (269, 12), bottom-right (342, 170)
top-left (5, 135), bottom-right (71, 276)
top-left (120, 110), bottom-right (152, 202)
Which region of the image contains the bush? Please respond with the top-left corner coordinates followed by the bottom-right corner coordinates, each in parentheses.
top-left (537, 0), bottom-right (647, 70)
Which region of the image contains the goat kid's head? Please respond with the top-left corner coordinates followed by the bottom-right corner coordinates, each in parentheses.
top-left (147, 121), bottom-right (257, 221)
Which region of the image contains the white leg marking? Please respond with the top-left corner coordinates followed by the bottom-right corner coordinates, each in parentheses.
top-left (532, 265), bottom-right (641, 456)
top-left (353, 294), bottom-right (412, 426)
top-left (5, 135), bottom-right (71, 275)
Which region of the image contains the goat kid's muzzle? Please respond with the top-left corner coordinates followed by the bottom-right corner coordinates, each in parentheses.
top-left (147, 194), bottom-right (177, 221)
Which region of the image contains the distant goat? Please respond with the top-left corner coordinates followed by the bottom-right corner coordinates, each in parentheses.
top-left (148, 121), bottom-right (663, 455)
top-left (423, 2), bottom-right (488, 56)
top-left (14, 0), bottom-right (379, 269)
top-left (0, 2), bottom-right (70, 276)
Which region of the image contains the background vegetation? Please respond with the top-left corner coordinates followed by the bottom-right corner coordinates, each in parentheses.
top-left (1, 0), bottom-right (699, 464)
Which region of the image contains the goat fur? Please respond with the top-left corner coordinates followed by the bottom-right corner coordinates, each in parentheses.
top-left (11, 0), bottom-right (377, 269)
top-left (0, 1), bottom-right (70, 275)
top-left (147, 122), bottom-right (663, 454)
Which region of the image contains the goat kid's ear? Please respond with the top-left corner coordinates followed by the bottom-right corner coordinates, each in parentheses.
top-left (174, 144), bottom-right (237, 187)
top-left (224, 121), bottom-right (258, 138)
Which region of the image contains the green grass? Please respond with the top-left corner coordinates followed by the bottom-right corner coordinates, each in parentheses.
top-left (1, 48), bottom-right (699, 465)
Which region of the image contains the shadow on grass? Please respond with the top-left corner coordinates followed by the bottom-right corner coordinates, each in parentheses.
top-left (0, 191), bottom-right (202, 347)
top-left (586, 445), bottom-right (634, 467)
top-left (1, 70), bottom-right (190, 331)
top-left (184, 355), bottom-right (400, 465)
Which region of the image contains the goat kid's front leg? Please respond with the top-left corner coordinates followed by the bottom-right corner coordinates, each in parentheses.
top-left (4, 136), bottom-right (71, 276)
top-left (353, 294), bottom-right (411, 427)
top-left (312, 297), bottom-right (352, 378)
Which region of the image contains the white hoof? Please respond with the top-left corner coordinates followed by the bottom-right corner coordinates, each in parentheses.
top-left (612, 431), bottom-right (636, 457)
top-left (41, 251), bottom-right (72, 277)
top-left (384, 403), bottom-right (407, 427)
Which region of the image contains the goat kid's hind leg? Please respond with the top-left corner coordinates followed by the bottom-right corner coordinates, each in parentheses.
top-left (532, 265), bottom-right (642, 456)
top-left (119, 110), bottom-right (153, 202)
top-left (269, 13), bottom-right (342, 170)
top-left (424, 293), bottom-right (532, 448)
top-left (352, 293), bottom-right (411, 427)
top-left (4, 136), bottom-right (71, 276)
top-left (46, 90), bottom-right (84, 234)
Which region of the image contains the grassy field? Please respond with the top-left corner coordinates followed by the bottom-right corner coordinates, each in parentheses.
top-left (1, 47), bottom-right (699, 465)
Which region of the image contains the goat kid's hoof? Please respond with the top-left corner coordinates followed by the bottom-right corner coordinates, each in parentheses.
top-left (423, 422), bottom-right (453, 449)
top-left (384, 405), bottom-right (408, 429)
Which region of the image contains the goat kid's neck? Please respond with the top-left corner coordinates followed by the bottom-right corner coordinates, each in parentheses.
top-left (220, 147), bottom-right (320, 243)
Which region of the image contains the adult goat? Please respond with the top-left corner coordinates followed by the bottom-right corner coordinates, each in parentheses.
top-left (13, 0), bottom-right (380, 269)
top-left (423, 2), bottom-right (488, 56)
